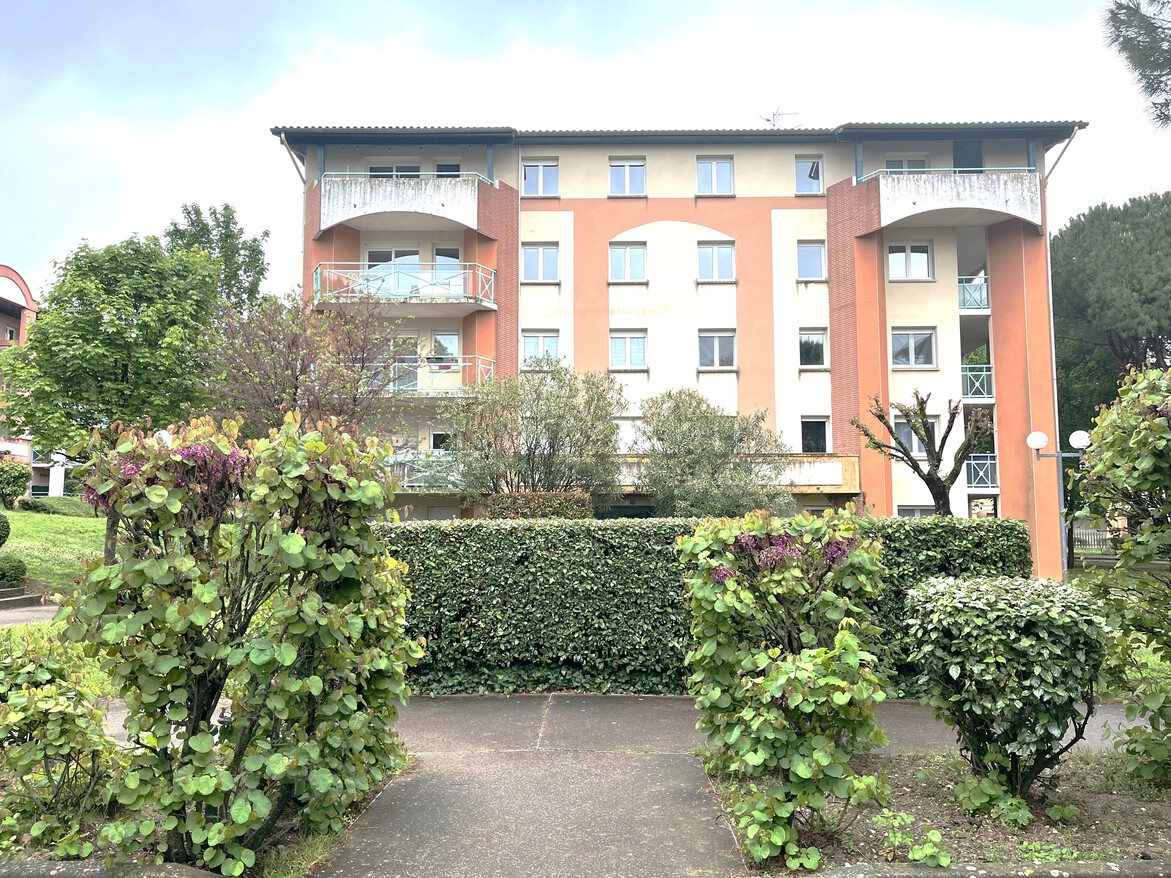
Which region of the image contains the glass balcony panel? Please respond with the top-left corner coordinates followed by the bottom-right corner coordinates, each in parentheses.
top-left (313, 263), bottom-right (495, 305)
top-left (958, 276), bottom-right (989, 309)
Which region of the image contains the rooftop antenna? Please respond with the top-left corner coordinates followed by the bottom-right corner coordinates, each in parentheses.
top-left (761, 107), bottom-right (798, 128)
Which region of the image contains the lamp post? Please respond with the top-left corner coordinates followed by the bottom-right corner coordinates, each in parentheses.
top-left (1026, 429), bottom-right (1092, 576)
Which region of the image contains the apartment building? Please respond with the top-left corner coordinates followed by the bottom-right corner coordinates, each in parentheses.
top-left (272, 121), bottom-right (1084, 577)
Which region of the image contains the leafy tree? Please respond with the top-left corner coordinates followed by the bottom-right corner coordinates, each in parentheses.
top-left (0, 237), bottom-right (220, 452)
top-left (0, 459), bottom-right (31, 509)
top-left (1107, 0), bottom-right (1171, 127)
top-left (851, 392), bottom-right (992, 516)
top-left (1052, 193), bottom-right (1171, 373)
top-left (634, 389), bottom-right (795, 517)
top-left (441, 357), bottom-right (625, 505)
top-left (165, 203), bottom-right (269, 312)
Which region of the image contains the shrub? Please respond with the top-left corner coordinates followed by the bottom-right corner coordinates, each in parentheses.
top-left (60, 416), bottom-right (422, 875)
top-left (906, 576), bottom-right (1108, 801)
top-left (0, 553), bottom-right (27, 585)
top-left (861, 517), bottom-right (1032, 687)
top-left (482, 490), bottom-right (593, 519)
top-left (0, 460), bottom-right (31, 509)
top-left (0, 511), bottom-right (8, 549)
top-left (17, 496), bottom-right (98, 517)
top-left (379, 517), bottom-right (700, 693)
top-left (679, 508), bottom-right (889, 868)
top-left (0, 622), bottom-right (114, 700)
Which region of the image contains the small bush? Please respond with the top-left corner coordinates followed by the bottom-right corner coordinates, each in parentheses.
top-left (0, 460), bottom-right (31, 510)
top-left (0, 622), bottom-right (114, 700)
top-left (0, 512), bottom-right (9, 550)
top-left (906, 576), bottom-right (1108, 801)
top-left (0, 553), bottom-right (27, 585)
top-left (17, 496), bottom-right (98, 517)
top-left (482, 490), bottom-right (593, 519)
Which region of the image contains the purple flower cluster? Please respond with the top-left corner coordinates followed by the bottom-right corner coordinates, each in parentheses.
top-left (734, 533), bottom-right (765, 553)
top-left (822, 536), bottom-right (859, 567)
top-left (711, 565), bottom-right (735, 584)
top-left (121, 459), bottom-right (145, 480)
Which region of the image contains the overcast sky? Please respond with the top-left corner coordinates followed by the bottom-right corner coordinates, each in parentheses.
top-left (2, 0), bottom-right (1168, 298)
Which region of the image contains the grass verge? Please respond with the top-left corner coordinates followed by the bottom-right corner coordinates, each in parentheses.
top-left (3, 510), bottom-right (103, 595)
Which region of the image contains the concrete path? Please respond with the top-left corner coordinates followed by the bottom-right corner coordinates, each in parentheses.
top-left (316, 694), bottom-right (745, 878)
top-left (0, 602), bottom-right (60, 626)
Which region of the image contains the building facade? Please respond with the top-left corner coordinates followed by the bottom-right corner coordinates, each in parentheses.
top-left (272, 121), bottom-right (1084, 577)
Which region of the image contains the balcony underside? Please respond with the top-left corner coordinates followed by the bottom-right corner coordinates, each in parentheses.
top-left (323, 212), bottom-right (470, 236)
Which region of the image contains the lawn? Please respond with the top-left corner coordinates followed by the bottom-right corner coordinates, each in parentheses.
top-left (4, 510), bottom-right (104, 595)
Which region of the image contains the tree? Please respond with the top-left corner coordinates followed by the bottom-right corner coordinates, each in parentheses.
top-left (0, 237), bottom-right (220, 452)
top-left (851, 392), bottom-right (992, 515)
top-left (1107, 0), bottom-right (1171, 127)
top-left (441, 357), bottom-right (625, 505)
top-left (1051, 193), bottom-right (1171, 373)
top-left (633, 389), bottom-right (795, 517)
top-left (165, 203), bottom-right (269, 312)
top-left (0, 459), bottom-right (31, 509)
top-left (206, 294), bottom-right (406, 438)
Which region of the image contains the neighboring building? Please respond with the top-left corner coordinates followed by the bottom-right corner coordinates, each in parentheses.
top-left (272, 121), bottom-right (1084, 577)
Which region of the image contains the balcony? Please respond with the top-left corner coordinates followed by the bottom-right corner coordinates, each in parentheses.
top-left (861, 168), bottom-right (1042, 228)
top-left (966, 454), bottom-right (999, 489)
top-left (313, 263), bottom-right (496, 316)
top-left (376, 356), bottom-right (494, 397)
top-left (319, 172), bottom-right (488, 233)
top-left (389, 451), bottom-right (460, 493)
top-left (962, 365), bottom-right (994, 399)
top-left (616, 453), bottom-right (861, 495)
top-left (958, 276), bottom-right (990, 310)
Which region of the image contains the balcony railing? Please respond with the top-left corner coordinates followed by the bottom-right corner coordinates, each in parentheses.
top-left (858, 167), bottom-right (1036, 184)
top-left (371, 356), bottom-right (494, 396)
top-left (966, 454), bottom-right (999, 489)
top-left (313, 263), bottom-right (495, 306)
top-left (319, 172), bottom-right (485, 232)
top-left (616, 453), bottom-right (860, 493)
top-left (321, 170), bottom-right (492, 184)
top-left (959, 276), bottom-right (990, 309)
top-left (389, 451), bottom-right (460, 492)
top-left (962, 364), bottom-right (994, 399)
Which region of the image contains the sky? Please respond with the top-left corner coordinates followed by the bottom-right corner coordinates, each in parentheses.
top-left (2, 0), bottom-right (1168, 299)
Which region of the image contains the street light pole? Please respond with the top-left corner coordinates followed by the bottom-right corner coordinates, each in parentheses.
top-left (1026, 430), bottom-right (1091, 577)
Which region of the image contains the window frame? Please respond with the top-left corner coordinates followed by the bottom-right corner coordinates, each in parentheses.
top-left (800, 418), bottom-right (830, 454)
top-left (368, 163), bottom-right (421, 179)
top-left (890, 328), bottom-right (937, 368)
top-left (892, 418), bottom-right (939, 457)
top-left (896, 505), bottom-right (936, 517)
top-left (696, 156), bottom-right (734, 196)
top-left (795, 155), bottom-right (823, 195)
top-left (521, 330), bottom-right (560, 368)
top-left (796, 240), bottom-right (827, 281)
top-left (434, 162), bottom-right (461, 178)
top-left (521, 158), bottom-right (559, 197)
top-left (522, 243), bottom-right (560, 283)
top-left (609, 243), bottom-right (647, 282)
top-left (799, 328), bottom-right (828, 369)
top-left (609, 330), bottom-right (648, 371)
top-left (697, 242), bottom-right (735, 282)
top-left (884, 155), bottom-right (929, 175)
top-left (609, 157), bottom-right (647, 197)
top-left (698, 330), bottom-right (736, 370)
top-left (887, 241), bottom-right (934, 281)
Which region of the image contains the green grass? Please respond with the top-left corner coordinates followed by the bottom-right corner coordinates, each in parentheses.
top-left (3, 510), bottom-right (103, 595)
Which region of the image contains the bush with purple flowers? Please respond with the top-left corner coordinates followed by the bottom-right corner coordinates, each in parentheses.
top-left (679, 507), bottom-right (888, 868)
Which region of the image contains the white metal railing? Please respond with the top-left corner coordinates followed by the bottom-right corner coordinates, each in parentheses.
top-left (959, 276), bottom-right (990, 309)
top-left (966, 454), bottom-right (999, 489)
top-left (858, 167), bottom-right (1036, 184)
top-left (962, 364), bottom-right (994, 399)
top-left (313, 262), bottom-right (495, 305)
top-left (389, 451), bottom-right (461, 492)
top-left (369, 356), bottom-right (494, 395)
top-left (320, 170), bottom-right (492, 184)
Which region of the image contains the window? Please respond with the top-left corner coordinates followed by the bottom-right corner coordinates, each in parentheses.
top-left (4, 327), bottom-right (15, 342)
top-left (891, 329), bottom-right (936, 367)
top-left (435, 163), bottom-right (461, 178)
top-left (795, 156), bottom-right (822, 194)
top-left (522, 244), bottom-right (559, 282)
top-left (610, 332), bottom-right (647, 369)
top-left (522, 331), bottom-right (559, 366)
top-left (801, 419), bottom-right (828, 453)
top-left (699, 331), bottom-right (735, 368)
top-left (370, 164), bottom-right (420, 178)
top-left (892, 419), bottom-right (937, 456)
top-left (430, 332), bottom-right (459, 365)
top-left (797, 242), bottom-right (826, 280)
top-left (897, 506), bottom-right (935, 517)
top-left (799, 329), bottom-right (827, 367)
top-left (610, 158), bottom-right (646, 196)
top-left (522, 159), bottom-right (559, 196)
top-left (430, 432), bottom-right (451, 450)
top-left (696, 157), bottom-right (733, 195)
top-left (698, 243), bottom-right (734, 281)
top-left (888, 243), bottom-right (932, 280)
top-left (609, 244), bottom-right (647, 281)
top-left (885, 157), bottom-right (927, 174)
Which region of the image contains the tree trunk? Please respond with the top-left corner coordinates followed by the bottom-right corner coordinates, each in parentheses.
top-left (927, 478), bottom-right (953, 516)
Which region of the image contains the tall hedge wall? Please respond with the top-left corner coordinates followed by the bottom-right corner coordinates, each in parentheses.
top-left (379, 515), bottom-right (1033, 695)
top-left (379, 518), bottom-right (700, 694)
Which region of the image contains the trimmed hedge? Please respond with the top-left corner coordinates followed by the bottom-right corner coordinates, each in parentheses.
top-left (482, 490), bottom-right (593, 519)
top-left (381, 515), bottom-right (1034, 694)
top-left (0, 554), bottom-right (26, 585)
top-left (379, 518), bottom-right (699, 693)
top-left (16, 496), bottom-right (98, 517)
